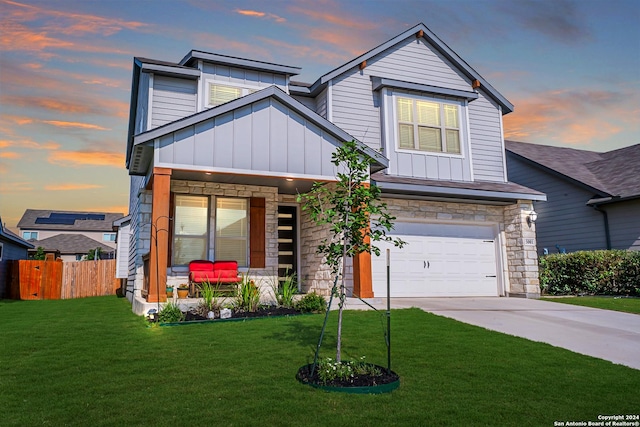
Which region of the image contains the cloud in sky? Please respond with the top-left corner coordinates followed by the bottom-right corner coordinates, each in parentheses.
top-left (503, 88), bottom-right (635, 146)
top-left (0, 181), bottom-right (33, 193)
top-left (42, 121), bottom-right (110, 131)
top-left (44, 183), bottom-right (104, 191)
top-left (0, 137), bottom-right (60, 151)
top-left (0, 95), bottom-right (128, 119)
top-left (499, 0), bottom-right (591, 43)
top-left (48, 150), bottom-right (124, 168)
top-left (0, 151), bottom-right (21, 159)
top-left (235, 9), bottom-right (286, 23)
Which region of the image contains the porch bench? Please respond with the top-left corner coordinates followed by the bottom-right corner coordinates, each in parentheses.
top-left (188, 260), bottom-right (242, 297)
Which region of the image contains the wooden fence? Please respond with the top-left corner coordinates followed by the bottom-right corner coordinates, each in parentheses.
top-left (9, 259), bottom-right (119, 300)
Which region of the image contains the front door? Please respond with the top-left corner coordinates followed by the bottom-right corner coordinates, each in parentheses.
top-left (277, 205), bottom-right (297, 283)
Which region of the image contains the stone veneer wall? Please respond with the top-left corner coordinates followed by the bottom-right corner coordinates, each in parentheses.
top-left (503, 200), bottom-right (540, 297)
top-left (382, 197), bottom-right (540, 297)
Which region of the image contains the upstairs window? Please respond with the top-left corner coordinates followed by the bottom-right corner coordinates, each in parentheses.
top-left (22, 231), bottom-right (38, 240)
top-left (208, 83), bottom-right (258, 107)
top-left (103, 233), bottom-right (116, 242)
top-left (397, 96), bottom-right (461, 154)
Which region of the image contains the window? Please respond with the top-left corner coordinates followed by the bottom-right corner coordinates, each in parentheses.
top-left (208, 83), bottom-right (258, 107)
top-left (22, 231), bottom-right (38, 240)
top-left (215, 198), bottom-right (248, 267)
top-left (0, 242), bottom-right (3, 261)
top-left (172, 195), bottom-right (209, 265)
top-left (103, 233), bottom-right (116, 242)
top-left (397, 96), bottom-right (461, 154)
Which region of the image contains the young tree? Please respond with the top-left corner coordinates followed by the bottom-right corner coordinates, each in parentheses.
top-left (298, 140), bottom-right (405, 363)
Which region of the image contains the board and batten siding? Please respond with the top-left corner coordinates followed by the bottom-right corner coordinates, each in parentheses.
top-left (156, 98), bottom-right (340, 179)
top-left (115, 223), bottom-right (130, 279)
top-left (468, 90), bottom-right (506, 182)
top-left (605, 199), bottom-right (640, 251)
top-left (506, 154), bottom-right (607, 253)
top-left (151, 76), bottom-right (197, 129)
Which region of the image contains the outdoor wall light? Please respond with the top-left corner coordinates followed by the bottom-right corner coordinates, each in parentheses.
top-left (527, 210), bottom-right (538, 228)
top-left (147, 308), bottom-right (158, 322)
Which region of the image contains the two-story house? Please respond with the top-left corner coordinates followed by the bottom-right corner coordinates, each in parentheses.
top-left (123, 23), bottom-right (545, 314)
top-left (18, 209), bottom-right (124, 261)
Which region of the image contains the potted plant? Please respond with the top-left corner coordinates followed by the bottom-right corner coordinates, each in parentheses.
top-left (166, 285), bottom-right (174, 298)
top-left (177, 284), bottom-right (189, 299)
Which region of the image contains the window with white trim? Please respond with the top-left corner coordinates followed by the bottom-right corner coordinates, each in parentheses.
top-left (103, 233), bottom-right (116, 242)
top-left (172, 195), bottom-right (209, 266)
top-left (215, 198), bottom-right (248, 267)
top-left (208, 83), bottom-right (258, 107)
top-left (396, 96), bottom-right (461, 154)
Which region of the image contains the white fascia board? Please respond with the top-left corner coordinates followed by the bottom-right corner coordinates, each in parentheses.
top-left (179, 50), bottom-right (301, 76)
top-left (140, 63), bottom-right (200, 79)
top-left (371, 77), bottom-right (479, 101)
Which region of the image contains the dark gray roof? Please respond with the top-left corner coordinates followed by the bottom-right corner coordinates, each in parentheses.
top-left (0, 216), bottom-right (34, 248)
top-left (33, 234), bottom-right (114, 255)
top-left (371, 172), bottom-right (546, 203)
top-left (506, 140), bottom-right (640, 199)
top-left (18, 210), bottom-right (124, 231)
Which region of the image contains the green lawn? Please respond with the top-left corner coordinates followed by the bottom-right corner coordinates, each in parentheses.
top-left (1, 297), bottom-right (638, 426)
top-left (542, 296), bottom-right (640, 314)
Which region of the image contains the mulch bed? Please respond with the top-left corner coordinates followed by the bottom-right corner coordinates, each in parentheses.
top-left (296, 363), bottom-right (399, 388)
top-left (183, 306), bottom-right (302, 322)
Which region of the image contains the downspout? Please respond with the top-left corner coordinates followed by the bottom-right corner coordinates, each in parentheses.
top-left (591, 203), bottom-right (612, 250)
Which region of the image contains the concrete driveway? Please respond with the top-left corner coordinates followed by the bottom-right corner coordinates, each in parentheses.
top-left (343, 297), bottom-right (640, 370)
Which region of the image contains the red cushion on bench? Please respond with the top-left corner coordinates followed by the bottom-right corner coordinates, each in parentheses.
top-left (212, 261), bottom-right (241, 282)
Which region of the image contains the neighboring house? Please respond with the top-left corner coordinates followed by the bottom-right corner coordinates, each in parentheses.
top-left (506, 141), bottom-right (640, 253)
top-left (124, 23), bottom-right (545, 313)
top-left (32, 234), bottom-right (115, 262)
top-left (0, 216), bottom-right (35, 298)
top-left (17, 209), bottom-right (124, 261)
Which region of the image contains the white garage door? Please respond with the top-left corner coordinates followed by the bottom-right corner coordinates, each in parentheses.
top-left (371, 222), bottom-right (499, 297)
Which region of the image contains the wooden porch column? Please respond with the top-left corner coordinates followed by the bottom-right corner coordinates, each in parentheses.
top-left (148, 167), bottom-right (172, 303)
top-left (353, 233), bottom-right (374, 298)
top-left (353, 182), bottom-right (373, 298)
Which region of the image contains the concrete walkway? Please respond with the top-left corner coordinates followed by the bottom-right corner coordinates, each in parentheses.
top-left (342, 297), bottom-right (640, 370)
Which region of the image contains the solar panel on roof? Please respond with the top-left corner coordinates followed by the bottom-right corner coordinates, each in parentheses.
top-left (35, 213), bottom-right (106, 225)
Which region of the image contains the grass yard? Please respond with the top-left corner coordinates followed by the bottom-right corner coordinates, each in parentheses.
top-left (542, 296), bottom-right (640, 314)
top-left (1, 297), bottom-right (638, 427)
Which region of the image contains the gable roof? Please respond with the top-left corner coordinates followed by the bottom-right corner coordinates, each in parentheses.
top-left (130, 85), bottom-right (388, 175)
top-left (506, 140), bottom-right (640, 202)
top-left (18, 210), bottom-right (125, 232)
top-left (305, 23), bottom-right (513, 114)
top-left (0, 217), bottom-right (34, 249)
top-left (33, 234), bottom-right (115, 255)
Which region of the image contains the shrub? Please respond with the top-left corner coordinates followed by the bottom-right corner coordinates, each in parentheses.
top-left (539, 250), bottom-right (640, 296)
top-left (296, 292), bottom-right (327, 313)
top-left (158, 301), bottom-right (184, 323)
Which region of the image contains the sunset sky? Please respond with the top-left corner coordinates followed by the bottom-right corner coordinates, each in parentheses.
top-left (1, 0), bottom-right (638, 231)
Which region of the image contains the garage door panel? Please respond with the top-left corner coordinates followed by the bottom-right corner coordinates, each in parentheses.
top-left (371, 223), bottom-right (499, 297)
